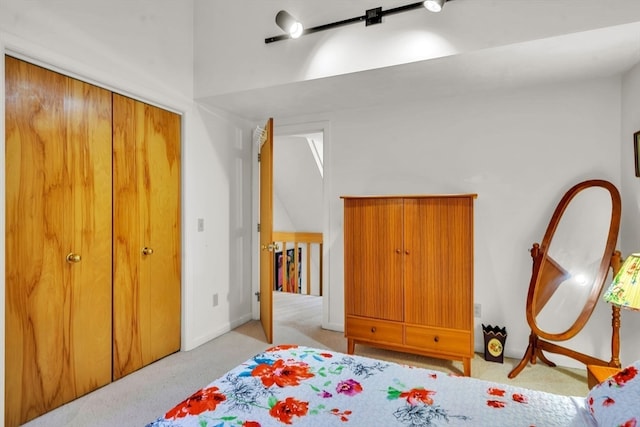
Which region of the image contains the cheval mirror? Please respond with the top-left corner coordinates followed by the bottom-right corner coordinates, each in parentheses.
top-left (508, 179), bottom-right (622, 379)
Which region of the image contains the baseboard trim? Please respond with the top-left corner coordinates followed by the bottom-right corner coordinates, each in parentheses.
top-left (183, 313), bottom-right (254, 351)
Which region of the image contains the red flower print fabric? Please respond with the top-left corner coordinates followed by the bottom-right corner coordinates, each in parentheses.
top-left (399, 388), bottom-right (436, 405)
top-left (251, 359), bottom-right (314, 388)
top-left (269, 397), bottom-right (309, 424)
top-left (147, 346), bottom-right (601, 426)
top-left (164, 386), bottom-right (226, 419)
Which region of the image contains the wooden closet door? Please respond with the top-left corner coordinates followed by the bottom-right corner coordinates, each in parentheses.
top-left (344, 198), bottom-right (403, 321)
top-left (5, 56), bottom-right (113, 426)
top-left (404, 197), bottom-right (474, 330)
top-left (113, 94), bottom-right (181, 379)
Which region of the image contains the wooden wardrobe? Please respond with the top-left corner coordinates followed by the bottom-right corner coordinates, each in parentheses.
top-left (342, 194), bottom-right (476, 376)
top-left (5, 56), bottom-right (181, 426)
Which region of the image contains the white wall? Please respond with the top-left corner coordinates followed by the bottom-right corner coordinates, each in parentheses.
top-left (0, 0), bottom-right (194, 101)
top-left (273, 135), bottom-right (323, 232)
top-left (183, 105), bottom-right (254, 348)
top-left (272, 76), bottom-right (632, 368)
top-left (618, 63), bottom-right (640, 359)
top-left (621, 63), bottom-right (640, 254)
top-left (0, 0), bottom-right (255, 419)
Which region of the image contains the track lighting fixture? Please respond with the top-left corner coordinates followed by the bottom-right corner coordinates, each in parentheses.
top-left (275, 10), bottom-right (304, 39)
top-left (266, 0), bottom-right (453, 44)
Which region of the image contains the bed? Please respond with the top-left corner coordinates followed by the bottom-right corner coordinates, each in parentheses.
top-left (145, 345), bottom-right (639, 427)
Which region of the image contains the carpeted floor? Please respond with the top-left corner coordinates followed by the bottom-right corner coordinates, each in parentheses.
top-left (22, 292), bottom-right (588, 427)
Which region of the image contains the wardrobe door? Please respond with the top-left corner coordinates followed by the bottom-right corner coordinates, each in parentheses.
top-left (5, 56), bottom-right (113, 426)
top-left (404, 197), bottom-right (474, 330)
top-left (113, 94), bottom-right (181, 379)
top-left (344, 198), bottom-right (404, 321)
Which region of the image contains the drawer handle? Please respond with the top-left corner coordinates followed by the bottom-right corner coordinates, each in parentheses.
top-left (434, 336), bottom-right (439, 343)
top-left (370, 327), bottom-right (377, 333)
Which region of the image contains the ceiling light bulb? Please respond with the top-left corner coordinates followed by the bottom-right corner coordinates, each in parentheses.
top-left (289, 22), bottom-right (304, 39)
top-left (424, 0), bottom-right (445, 12)
top-left (276, 10), bottom-right (304, 39)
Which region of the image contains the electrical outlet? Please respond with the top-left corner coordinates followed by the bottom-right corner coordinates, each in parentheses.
top-left (474, 303), bottom-right (481, 318)
top-left (213, 293), bottom-right (219, 307)
top-left (197, 218), bottom-right (205, 232)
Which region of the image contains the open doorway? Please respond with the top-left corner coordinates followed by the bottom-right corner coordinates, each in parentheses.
top-left (272, 129), bottom-right (324, 327)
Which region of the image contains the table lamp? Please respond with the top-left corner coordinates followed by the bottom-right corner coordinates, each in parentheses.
top-left (603, 253), bottom-right (640, 311)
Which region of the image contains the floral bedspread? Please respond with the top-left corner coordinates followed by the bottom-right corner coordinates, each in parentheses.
top-left (146, 345), bottom-right (595, 427)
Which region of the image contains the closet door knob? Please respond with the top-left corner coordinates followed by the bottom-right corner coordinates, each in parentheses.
top-left (142, 247), bottom-right (154, 255)
top-left (66, 253), bottom-right (81, 263)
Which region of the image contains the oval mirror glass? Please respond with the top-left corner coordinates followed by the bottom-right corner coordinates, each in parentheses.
top-left (528, 180), bottom-right (620, 340)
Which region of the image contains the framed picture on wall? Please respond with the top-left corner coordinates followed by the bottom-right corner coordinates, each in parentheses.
top-left (635, 130), bottom-right (640, 177)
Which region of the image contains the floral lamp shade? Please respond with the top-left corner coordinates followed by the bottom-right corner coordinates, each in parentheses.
top-left (603, 253), bottom-right (640, 311)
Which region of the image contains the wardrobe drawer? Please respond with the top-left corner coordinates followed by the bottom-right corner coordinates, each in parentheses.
top-left (405, 325), bottom-right (471, 356)
top-left (346, 316), bottom-right (403, 345)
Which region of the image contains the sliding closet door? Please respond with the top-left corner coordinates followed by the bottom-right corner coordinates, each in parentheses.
top-left (113, 94), bottom-right (181, 379)
top-left (5, 56), bottom-right (113, 427)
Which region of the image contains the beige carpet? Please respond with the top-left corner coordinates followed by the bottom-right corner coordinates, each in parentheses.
top-left (22, 292), bottom-right (588, 427)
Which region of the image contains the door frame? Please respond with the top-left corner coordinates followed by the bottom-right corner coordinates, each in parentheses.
top-left (251, 119), bottom-right (332, 331)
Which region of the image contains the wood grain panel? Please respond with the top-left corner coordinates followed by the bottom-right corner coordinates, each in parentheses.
top-left (112, 94), bottom-right (181, 379)
top-left (65, 66), bottom-right (113, 395)
top-left (5, 56), bottom-right (112, 426)
top-left (143, 100), bottom-right (181, 362)
top-left (404, 197), bottom-right (474, 330)
top-left (112, 95), bottom-right (143, 378)
top-left (344, 198), bottom-right (403, 321)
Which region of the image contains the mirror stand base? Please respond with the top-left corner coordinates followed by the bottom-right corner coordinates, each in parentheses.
top-left (508, 331), bottom-right (616, 379)
top-left (508, 333), bottom-right (556, 379)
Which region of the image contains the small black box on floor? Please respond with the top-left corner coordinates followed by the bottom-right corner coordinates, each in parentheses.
top-left (483, 324), bottom-right (507, 363)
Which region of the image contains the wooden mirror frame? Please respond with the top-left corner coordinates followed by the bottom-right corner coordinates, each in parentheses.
top-left (509, 179), bottom-right (622, 379)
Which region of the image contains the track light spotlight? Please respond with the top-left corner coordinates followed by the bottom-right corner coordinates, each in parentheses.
top-left (276, 10), bottom-right (304, 39)
top-left (424, 0), bottom-right (446, 12)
